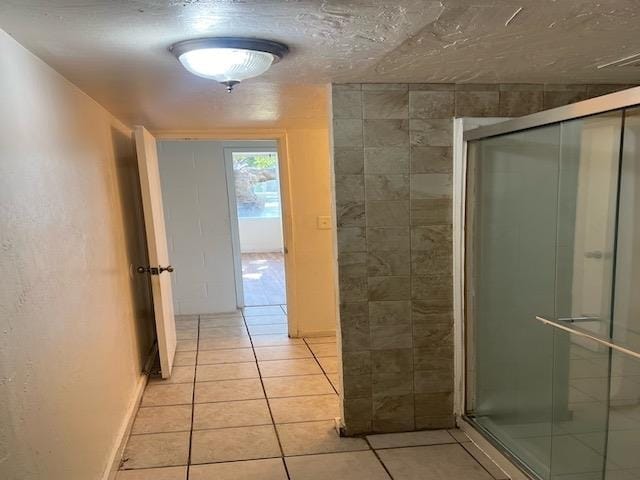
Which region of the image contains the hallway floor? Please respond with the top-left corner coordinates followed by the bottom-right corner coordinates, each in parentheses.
top-left (242, 252), bottom-right (286, 306)
top-left (117, 309), bottom-right (507, 480)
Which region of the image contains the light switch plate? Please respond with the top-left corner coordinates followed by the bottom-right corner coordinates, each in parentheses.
top-left (317, 215), bottom-right (331, 230)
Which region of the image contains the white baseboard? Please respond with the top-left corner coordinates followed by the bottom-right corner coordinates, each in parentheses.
top-left (101, 346), bottom-right (157, 480)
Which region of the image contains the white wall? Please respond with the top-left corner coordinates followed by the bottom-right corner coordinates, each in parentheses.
top-left (0, 30), bottom-right (155, 480)
top-left (239, 217), bottom-right (283, 253)
top-left (158, 140), bottom-right (238, 314)
top-left (157, 140), bottom-right (280, 314)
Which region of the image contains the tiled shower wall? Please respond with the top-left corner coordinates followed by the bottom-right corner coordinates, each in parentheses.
top-left (331, 82), bottom-right (634, 435)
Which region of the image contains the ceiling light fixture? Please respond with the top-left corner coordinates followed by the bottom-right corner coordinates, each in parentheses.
top-left (170, 37), bottom-right (289, 92)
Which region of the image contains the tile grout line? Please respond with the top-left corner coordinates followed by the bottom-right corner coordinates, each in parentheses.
top-left (458, 441), bottom-right (506, 480)
top-left (303, 337), bottom-right (339, 396)
top-left (185, 314), bottom-right (200, 479)
top-left (364, 437), bottom-right (395, 480)
top-left (242, 310), bottom-right (292, 480)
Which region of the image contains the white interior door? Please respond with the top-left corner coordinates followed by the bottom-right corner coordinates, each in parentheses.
top-left (135, 126), bottom-right (176, 378)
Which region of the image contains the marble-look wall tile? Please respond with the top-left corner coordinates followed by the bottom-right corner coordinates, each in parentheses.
top-left (336, 202), bottom-right (365, 227)
top-left (343, 397), bottom-right (372, 435)
top-left (410, 174), bottom-right (452, 200)
top-left (338, 253), bottom-right (367, 303)
top-left (373, 394), bottom-right (415, 432)
top-left (364, 147), bottom-right (410, 174)
top-left (362, 83), bottom-right (408, 91)
top-left (340, 302), bottom-right (370, 352)
top-left (454, 90), bottom-right (500, 117)
top-left (411, 199), bottom-right (452, 226)
top-left (363, 91), bottom-right (409, 119)
top-left (337, 227), bottom-right (366, 253)
top-left (334, 147), bottom-right (365, 175)
top-left (369, 301), bottom-right (412, 349)
top-left (331, 82), bottom-right (633, 435)
top-left (366, 227), bottom-right (410, 251)
top-left (366, 201), bottom-right (410, 227)
top-left (411, 146), bottom-right (452, 174)
top-left (499, 90), bottom-right (544, 116)
top-left (332, 89), bottom-right (363, 119)
top-left (410, 119), bottom-right (453, 147)
top-left (333, 119), bottom-right (363, 147)
top-left (368, 276), bottom-right (411, 301)
top-left (409, 91), bottom-right (454, 118)
top-left (364, 119), bottom-right (409, 147)
top-left (365, 174), bottom-right (410, 200)
top-left (367, 251), bottom-right (411, 276)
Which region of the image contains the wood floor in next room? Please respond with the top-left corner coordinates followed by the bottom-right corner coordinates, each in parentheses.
top-left (242, 252), bottom-right (286, 306)
top-left (117, 307), bottom-right (507, 480)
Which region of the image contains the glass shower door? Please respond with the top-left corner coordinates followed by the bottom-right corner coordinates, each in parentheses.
top-left (466, 110), bottom-right (625, 480)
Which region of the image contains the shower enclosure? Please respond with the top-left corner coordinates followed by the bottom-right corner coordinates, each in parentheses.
top-left (462, 89), bottom-right (640, 480)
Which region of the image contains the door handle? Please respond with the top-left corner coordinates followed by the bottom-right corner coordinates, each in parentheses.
top-left (136, 265), bottom-right (174, 275)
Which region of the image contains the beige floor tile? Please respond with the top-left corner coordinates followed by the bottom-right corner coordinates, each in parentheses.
top-left (461, 442), bottom-right (509, 479)
top-left (199, 317), bottom-right (245, 328)
top-left (448, 428), bottom-right (471, 443)
top-left (196, 362), bottom-right (259, 382)
top-left (251, 334), bottom-right (304, 347)
top-left (190, 425), bottom-right (281, 464)
top-left (263, 374), bottom-right (334, 398)
top-left (195, 378), bottom-right (264, 403)
top-left (317, 356), bottom-right (338, 374)
top-left (200, 311), bottom-right (242, 317)
top-left (176, 329), bottom-right (197, 340)
top-left (148, 366), bottom-right (195, 385)
top-left (132, 405), bottom-right (192, 434)
top-left (193, 399), bottom-right (272, 430)
top-left (255, 345), bottom-right (313, 361)
top-left (304, 336), bottom-right (336, 344)
top-left (285, 450), bottom-right (390, 480)
top-left (173, 351), bottom-right (196, 367)
top-left (199, 326), bottom-right (248, 338)
top-left (259, 358), bottom-right (323, 377)
top-left (269, 394), bottom-right (339, 423)
top-left (309, 342), bottom-right (338, 357)
top-left (327, 373), bottom-right (340, 393)
top-left (198, 336), bottom-right (252, 351)
top-left (376, 444), bottom-right (493, 480)
top-left (189, 458), bottom-right (288, 480)
top-left (249, 324), bottom-right (288, 335)
top-left (176, 339), bottom-right (197, 352)
top-left (141, 383), bottom-right (194, 407)
top-left (277, 420), bottom-right (369, 456)
top-left (197, 348), bottom-right (255, 365)
top-left (116, 466), bottom-right (187, 480)
top-left (121, 432), bottom-right (190, 469)
top-left (367, 430), bottom-right (455, 449)
top-left (245, 315), bottom-right (287, 326)
top-left (243, 306), bottom-right (284, 316)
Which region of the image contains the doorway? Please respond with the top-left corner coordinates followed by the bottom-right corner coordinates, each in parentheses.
top-left (224, 143), bottom-right (287, 310)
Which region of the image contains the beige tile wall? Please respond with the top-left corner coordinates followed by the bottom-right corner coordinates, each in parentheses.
top-left (331, 82), bottom-right (635, 435)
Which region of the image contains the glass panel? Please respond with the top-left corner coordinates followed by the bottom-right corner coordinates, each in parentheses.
top-left (604, 350), bottom-right (640, 479)
top-left (549, 111), bottom-right (623, 480)
top-left (551, 330), bottom-right (609, 480)
top-left (466, 124), bottom-right (562, 479)
top-left (613, 107), bottom-right (640, 351)
top-left (232, 151), bottom-right (281, 218)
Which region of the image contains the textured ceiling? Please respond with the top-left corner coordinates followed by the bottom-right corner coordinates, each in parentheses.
top-left (1, 1), bottom-right (639, 131)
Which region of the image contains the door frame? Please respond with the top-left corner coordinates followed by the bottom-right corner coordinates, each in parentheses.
top-left (153, 130), bottom-right (299, 337)
top-left (223, 142), bottom-right (283, 309)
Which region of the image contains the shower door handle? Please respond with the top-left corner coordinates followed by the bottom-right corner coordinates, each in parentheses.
top-left (535, 316), bottom-right (640, 360)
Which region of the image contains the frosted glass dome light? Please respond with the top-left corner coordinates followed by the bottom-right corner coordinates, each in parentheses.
top-left (171, 38), bottom-right (289, 92)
